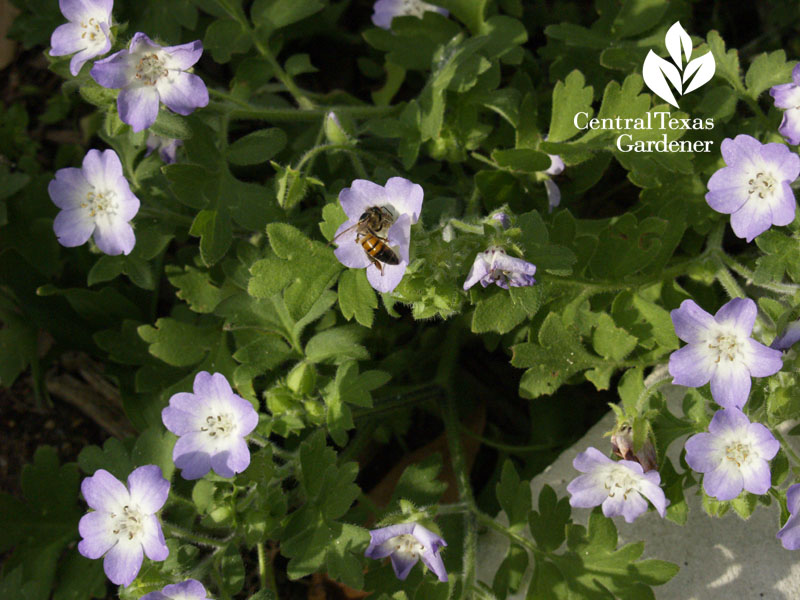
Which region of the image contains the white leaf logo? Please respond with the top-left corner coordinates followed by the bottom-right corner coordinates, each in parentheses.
top-left (642, 21), bottom-right (715, 108)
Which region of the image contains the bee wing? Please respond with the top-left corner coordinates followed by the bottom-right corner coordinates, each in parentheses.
top-left (329, 221), bottom-right (360, 246)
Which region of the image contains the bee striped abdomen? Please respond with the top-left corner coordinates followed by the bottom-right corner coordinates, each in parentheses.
top-left (360, 234), bottom-right (400, 264)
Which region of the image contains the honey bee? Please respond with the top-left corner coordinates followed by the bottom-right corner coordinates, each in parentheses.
top-left (331, 206), bottom-right (400, 275)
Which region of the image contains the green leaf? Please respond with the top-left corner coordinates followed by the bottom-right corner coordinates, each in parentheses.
top-left (131, 427), bottom-right (176, 481)
top-left (390, 454), bottom-right (447, 507)
top-left (217, 543), bottom-right (245, 596)
top-left (305, 325), bottom-right (368, 364)
top-left (252, 0), bottom-right (324, 31)
top-left (528, 485), bottom-right (570, 552)
top-left (227, 128), bottom-right (288, 165)
top-left (491, 148), bottom-right (551, 172)
top-left (496, 460), bottom-right (532, 530)
top-left (548, 70), bottom-right (594, 143)
top-left (471, 290), bottom-right (529, 334)
top-left (745, 51), bottom-right (794, 99)
top-left (285, 53), bottom-right (318, 77)
top-left (707, 30), bottom-right (744, 92)
top-left (166, 265), bottom-right (232, 313)
top-left (138, 318), bottom-right (219, 367)
top-left (78, 437), bottom-right (134, 480)
top-left (164, 163), bottom-right (213, 209)
top-left (338, 269), bottom-right (378, 327)
top-left (438, 0), bottom-right (488, 34)
top-left (204, 18), bottom-right (252, 63)
top-left (592, 313), bottom-right (637, 361)
top-left (150, 109), bottom-right (193, 140)
top-left (190, 209), bottom-right (233, 267)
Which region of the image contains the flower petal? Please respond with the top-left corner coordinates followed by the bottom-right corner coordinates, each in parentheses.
top-left (760, 141), bottom-right (800, 182)
top-left (638, 474), bottom-right (667, 517)
top-left (366, 260), bottom-right (406, 293)
top-left (617, 491), bottom-right (649, 523)
top-left (162, 580), bottom-right (208, 599)
top-left (90, 51), bottom-right (131, 89)
top-left (128, 465), bottom-right (169, 514)
top-left (50, 22), bottom-right (84, 57)
top-left (333, 224), bottom-right (372, 269)
top-left (747, 422), bottom-right (780, 460)
top-left (210, 437), bottom-right (250, 478)
top-left (339, 180), bottom-right (387, 221)
top-left (140, 514), bottom-right (169, 561)
top-left (103, 539), bottom-right (144, 587)
top-left (53, 208), bottom-right (95, 247)
top-left (709, 362), bottom-right (751, 409)
top-left (48, 167), bottom-right (90, 210)
top-left (572, 446), bottom-right (614, 472)
top-left (463, 253), bottom-right (490, 290)
top-left (777, 513), bottom-right (800, 550)
top-left (389, 552), bottom-right (419, 580)
top-left (729, 196), bottom-right (773, 242)
top-left (230, 396), bottom-right (259, 436)
top-left (173, 432), bottom-right (212, 480)
top-left (707, 407), bottom-right (751, 435)
top-left (81, 469), bottom-right (130, 512)
top-left (744, 339), bottom-right (783, 377)
top-left (78, 511), bottom-right (117, 559)
top-left (161, 40), bottom-right (204, 70)
top-left (684, 432), bottom-right (721, 473)
top-left (668, 343), bottom-right (715, 388)
top-left (384, 177), bottom-right (423, 223)
top-left (162, 405), bottom-right (201, 436)
top-left (714, 297), bottom-right (756, 334)
top-left (385, 214), bottom-right (411, 263)
top-left (156, 72), bottom-right (209, 116)
top-left (787, 483), bottom-right (800, 514)
top-left (720, 135), bottom-right (762, 168)
top-left (739, 458), bottom-right (772, 496)
top-left (778, 108), bottom-right (800, 146)
top-left (670, 300), bottom-right (716, 343)
top-left (365, 523), bottom-right (415, 556)
top-left (770, 83), bottom-right (800, 109)
top-left (118, 86), bottom-right (160, 133)
top-left (772, 181), bottom-right (798, 226)
top-left (703, 461), bottom-right (743, 501)
top-left (420, 548), bottom-right (448, 582)
top-left (567, 473), bottom-right (609, 508)
top-left (545, 178), bottom-right (561, 211)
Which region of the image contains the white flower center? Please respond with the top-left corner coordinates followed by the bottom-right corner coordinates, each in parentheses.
top-left (604, 466), bottom-right (640, 501)
top-left (707, 332), bottom-right (741, 363)
top-left (747, 172), bottom-right (776, 200)
top-left (79, 17), bottom-right (105, 46)
top-left (399, 0), bottom-right (437, 17)
top-left (81, 188), bottom-right (118, 219)
top-left (135, 53), bottom-right (168, 86)
top-left (110, 504), bottom-right (144, 541)
top-left (724, 440), bottom-right (751, 467)
top-left (200, 413), bottom-right (235, 439)
top-left (390, 534), bottom-right (424, 560)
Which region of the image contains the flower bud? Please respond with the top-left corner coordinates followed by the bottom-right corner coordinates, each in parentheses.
top-left (324, 111), bottom-right (353, 145)
top-left (287, 361), bottom-right (317, 395)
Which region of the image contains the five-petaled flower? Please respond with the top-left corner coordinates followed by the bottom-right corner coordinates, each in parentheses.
top-left (777, 483), bottom-right (800, 550)
top-left (685, 408), bottom-right (780, 501)
top-left (332, 177), bottom-right (423, 294)
top-left (567, 446), bottom-right (667, 523)
top-left (50, 0), bottom-right (113, 76)
top-left (463, 247), bottom-right (536, 290)
top-left (146, 133), bottom-right (182, 164)
top-left (91, 32), bottom-right (208, 132)
top-left (669, 298), bottom-right (783, 409)
top-left (48, 148), bottom-right (140, 255)
top-left (705, 134), bottom-right (800, 242)
top-left (365, 522), bottom-right (448, 582)
top-left (770, 65), bottom-right (800, 146)
top-left (78, 465), bottom-right (169, 587)
top-left (162, 371), bottom-right (259, 480)
top-left (140, 579), bottom-right (210, 600)
top-left (371, 0), bottom-right (448, 29)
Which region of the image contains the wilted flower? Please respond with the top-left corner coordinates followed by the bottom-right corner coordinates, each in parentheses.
top-left (685, 408), bottom-right (779, 501)
top-left (162, 371), bottom-right (259, 480)
top-left (332, 177), bottom-right (423, 294)
top-left (463, 247), bottom-right (536, 290)
top-left (543, 153), bottom-right (565, 212)
top-left (567, 447), bottom-right (667, 523)
top-left (50, 0), bottom-right (113, 76)
top-left (371, 0), bottom-right (448, 29)
top-left (141, 579), bottom-right (210, 600)
top-left (770, 65), bottom-right (800, 146)
top-left (365, 522), bottom-right (447, 582)
top-left (771, 320), bottom-right (800, 351)
top-left (669, 298), bottom-right (782, 409)
top-left (777, 483), bottom-right (800, 550)
top-left (145, 133), bottom-right (182, 164)
top-left (78, 465), bottom-right (169, 587)
top-left (490, 212), bottom-right (510, 229)
top-left (48, 149), bottom-right (140, 255)
top-left (705, 134), bottom-right (800, 242)
top-left (91, 32), bottom-right (208, 132)
top-left (610, 422), bottom-right (658, 472)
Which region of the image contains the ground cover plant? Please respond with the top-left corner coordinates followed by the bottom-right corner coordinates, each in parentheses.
top-left (3, 0), bottom-right (800, 598)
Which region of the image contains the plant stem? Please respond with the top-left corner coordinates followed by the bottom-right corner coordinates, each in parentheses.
top-left (773, 427), bottom-right (800, 468)
top-left (161, 521), bottom-right (230, 548)
top-left (459, 425), bottom-right (558, 453)
top-left (719, 252), bottom-right (800, 295)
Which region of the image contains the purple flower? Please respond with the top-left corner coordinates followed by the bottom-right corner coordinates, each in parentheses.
top-left (668, 298), bottom-right (783, 409)
top-left (777, 483), bottom-right (800, 550)
top-left (140, 579), bottom-right (210, 600)
top-left (78, 465), bottom-right (169, 587)
top-left (491, 212), bottom-right (510, 229)
top-left (685, 408), bottom-right (779, 501)
top-left (146, 133), bottom-right (182, 164)
top-left (48, 148), bottom-right (140, 255)
top-left (90, 32), bottom-right (208, 132)
top-left (771, 320), bottom-right (800, 351)
top-left (162, 371), bottom-right (259, 480)
top-left (705, 134), bottom-right (800, 242)
top-left (567, 447), bottom-right (667, 523)
top-left (463, 247), bottom-right (536, 290)
top-left (50, 0), bottom-right (113, 76)
top-left (770, 65), bottom-right (800, 145)
top-left (365, 522), bottom-right (447, 582)
top-left (543, 153), bottom-right (565, 212)
top-left (371, 0), bottom-right (448, 29)
top-left (332, 177), bottom-right (423, 294)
